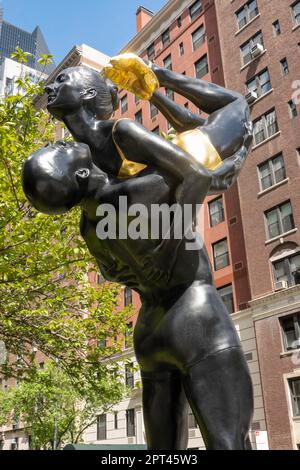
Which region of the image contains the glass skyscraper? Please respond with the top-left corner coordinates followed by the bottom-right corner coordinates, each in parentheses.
top-left (0, 9), bottom-right (55, 74)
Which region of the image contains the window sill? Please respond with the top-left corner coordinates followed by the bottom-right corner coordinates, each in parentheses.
top-left (235, 14), bottom-right (261, 37)
top-left (265, 228), bottom-right (298, 246)
top-left (240, 50), bottom-right (267, 72)
top-left (258, 178), bottom-right (289, 198)
top-left (292, 23), bottom-right (300, 32)
top-left (249, 88), bottom-right (273, 107)
top-left (280, 349), bottom-right (300, 359)
top-left (252, 131), bottom-right (281, 151)
top-left (292, 415), bottom-right (300, 422)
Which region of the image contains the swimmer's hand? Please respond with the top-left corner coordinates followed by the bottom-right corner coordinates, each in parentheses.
top-left (209, 145), bottom-right (248, 193)
top-left (103, 53), bottom-right (159, 101)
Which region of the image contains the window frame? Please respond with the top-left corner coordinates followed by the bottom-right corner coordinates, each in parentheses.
top-left (126, 409), bottom-right (136, 437)
top-left (253, 109), bottom-right (278, 146)
top-left (236, 0), bottom-right (259, 30)
top-left (97, 414), bottom-right (107, 440)
top-left (258, 153), bottom-right (286, 191)
top-left (163, 54), bottom-right (172, 71)
top-left (246, 68), bottom-right (272, 98)
top-left (289, 377), bottom-right (300, 417)
top-left (125, 363), bottom-right (134, 389)
top-left (265, 201), bottom-right (295, 240)
top-left (280, 313), bottom-right (300, 351)
top-left (273, 253), bottom-right (300, 287)
top-left (192, 25), bottom-right (206, 51)
top-left (240, 31), bottom-right (264, 66)
top-left (195, 54), bottom-right (209, 79)
top-left (121, 94), bottom-right (128, 114)
top-left (213, 238), bottom-right (230, 271)
top-left (208, 196), bottom-right (225, 227)
top-left (189, 0), bottom-right (202, 21)
top-left (162, 28), bottom-right (170, 48)
top-left (217, 284), bottom-right (234, 314)
top-left (292, 1), bottom-right (300, 26)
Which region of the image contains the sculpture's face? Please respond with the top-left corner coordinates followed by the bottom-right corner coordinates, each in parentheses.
top-left (22, 142), bottom-right (93, 215)
top-left (45, 69), bottom-right (87, 118)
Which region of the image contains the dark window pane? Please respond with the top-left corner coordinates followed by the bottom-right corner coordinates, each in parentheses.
top-left (218, 284), bottom-right (234, 314)
top-left (126, 409), bottom-right (135, 436)
top-left (289, 378), bottom-right (300, 416)
top-left (97, 414), bottom-right (107, 440)
top-left (209, 197), bottom-right (224, 227)
top-left (213, 239), bottom-right (229, 271)
top-left (190, 0), bottom-right (202, 21)
top-left (195, 55), bottom-right (208, 78)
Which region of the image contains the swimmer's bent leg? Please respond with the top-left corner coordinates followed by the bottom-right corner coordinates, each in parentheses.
top-left (183, 347), bottom-right (254, 450)
top-left (141, 370), bottom-right (189, 450)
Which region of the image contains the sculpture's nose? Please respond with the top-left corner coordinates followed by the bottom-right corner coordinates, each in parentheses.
top-left (45, 83), bottom-right (54, 94)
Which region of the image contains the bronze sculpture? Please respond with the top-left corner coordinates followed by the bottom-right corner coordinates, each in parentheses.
top-left (22, 55), bottom-right (254, 450)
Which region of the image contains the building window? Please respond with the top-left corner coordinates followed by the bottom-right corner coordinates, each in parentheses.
top-left (292, 1), bottom-right (300, 26)
top-left (114, 412), bottom-right (118, 429)
top-left (240, 31), bottom-right (264, 66)
top-left (236, 0), bottom-right (259, 30)
top-left (97, 414), bottom-right (107, 440)
top-left (281, 314), bottom-right (300, 351)
top-left (179, 42), bottom-right (184, 56)
top-left (162, 29), bottom-right (170, 47)
top-left (265, 201), bottom-right (295, 240)
top-left (253, 109), bottom-right (278, 145)
top-left (147, 43), bottom-right (155, 61)
top-left (188, 410), bottom-right (197, 429)
top-left (5, 77), bottom-right (14, 95)
top-left (213, 239), bottom-right (230, 271)
top-left (121, 95), bottom-right (128, 114)
top-left (195, 55), bottom-right (209, 79)
top-left (124, 287), bottom-right (132, 306)
top-left (192, 25), bottom-right (206, 51)
top-left (166, 88), bottom-right (174, 101)
top-left (97, 272), bottom-right (104, 284)
top-left (209, 196), bottom-right (224, 227)
top-left (258, 153), bottom-right (286, 191)
top-left (125, 363), bottom-right (134, 388)
top-left (150, 102), bottom-right (158, 118)
top-left (217, 284), bottom-right (234, 314)
top-left (273, 253), bottom-right (300, 287)
top-left (246, 68), bottom-right (271, 98)
top-left (126, 409), bottom-right (136, 437)
top-left (189, 0), bottom-right (202, 21)
top-left (125, 321), bottom-right (133, 349)
top-left (280, 57), bottom-right (289, 75)
top-left (288, 100), bottom-right (298, 119)
top-left (177, 16), bottom-right (182, 28)
top-left (273, 20), bottom-right (281, 35)
top-left (163, 54), bottom-right (172, 70)
top-left (289, 378), bottom-right (300, 416)
top-left (11, 438), bottom-right (19, 450)
top-left (135, 110), bottom-right (143, 125)
top-left (152, 126), bottom-right (160, 135)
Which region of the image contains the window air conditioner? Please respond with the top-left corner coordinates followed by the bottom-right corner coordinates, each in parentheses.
top-left (245, 90), bottom-right (258, 104)
top-left (275, 280), bottom-right (288, 291)
top-left (251, 43), bottom-right (264, 58)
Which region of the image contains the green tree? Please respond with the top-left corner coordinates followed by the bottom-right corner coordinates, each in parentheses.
top-left (0, 361), bottom-right (126, 449)
top-left (0, 50), bottom-right (130, 395)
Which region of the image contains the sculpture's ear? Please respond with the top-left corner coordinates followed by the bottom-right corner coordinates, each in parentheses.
top-left (76, 168), bottom-right (90, 193)
top-left (81, 88), bottom-right (97, 101)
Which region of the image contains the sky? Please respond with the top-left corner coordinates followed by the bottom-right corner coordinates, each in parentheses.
top-left (1, 0), bottom-right (167, 63)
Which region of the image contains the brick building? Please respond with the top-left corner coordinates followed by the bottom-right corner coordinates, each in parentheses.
top-left (215, 0), bottom-right (300, 449)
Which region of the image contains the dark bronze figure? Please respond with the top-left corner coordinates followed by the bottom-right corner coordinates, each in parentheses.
top-left (22, 55), bottom-right (254, 450)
